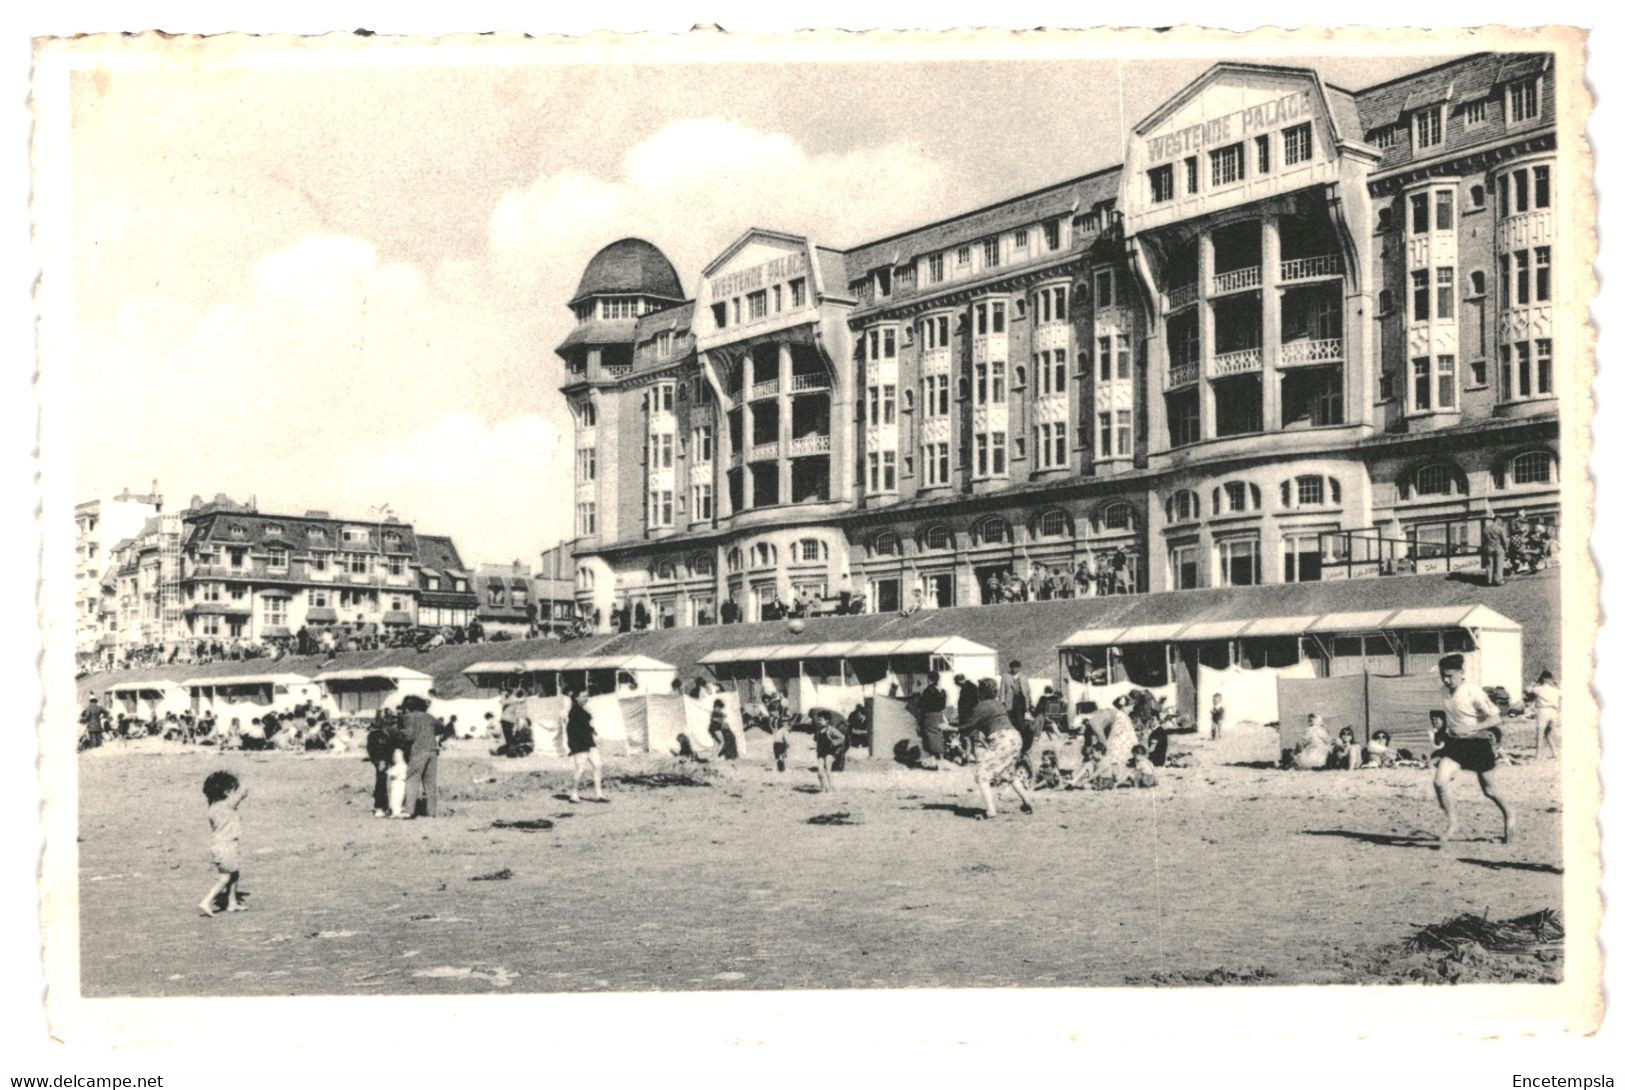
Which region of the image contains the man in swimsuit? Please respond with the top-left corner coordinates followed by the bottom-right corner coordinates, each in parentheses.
top-left (1434, 652), bottom-right (1515, 843)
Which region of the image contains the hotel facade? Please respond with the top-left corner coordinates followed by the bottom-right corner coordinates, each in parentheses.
top-left (558, 54), bottom-right (1563, 630)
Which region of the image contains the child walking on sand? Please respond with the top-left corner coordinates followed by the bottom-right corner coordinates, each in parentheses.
top-left (387, 746), bottom-right (408, 817)
top-left (813, 710), bottom-right (845, 792)
top-left (199, 770), bottom-right (248, 917)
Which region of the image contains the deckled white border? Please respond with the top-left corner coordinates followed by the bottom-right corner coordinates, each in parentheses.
top-left (11, 10), bottom-right (1617, 1077)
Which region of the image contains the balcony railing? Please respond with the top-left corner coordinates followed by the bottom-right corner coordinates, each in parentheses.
top-left (1211, 265), bottom-right (1261, 295)
top-left (749, 379), bottom-right (781, 399)
top-left (1167, 282), bottom-right (1199, 310)
top-left (602, 363), bottom-right (632, 378)
top-left (1166, 362), bottom-right (1199, 389)
top-left (788, 433), bottom-right (832, 456)
top-left (748, 441), bottom-right (780, 461)
top-left (1279, 337), bottom-right (1344, 366)
top-left (1212, 347), bottom-right (1263, 376)
top-left (790, 373), bottom-right (829, 392)
top-left (1279, 253), bottom-right (1343, 282)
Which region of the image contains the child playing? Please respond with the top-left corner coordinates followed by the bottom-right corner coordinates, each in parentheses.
top-left (1331, 727), bottom-right (1363, 770)
top-left (199, 770), bottom-right (248, 917)
top-left (1068, 742), bottom-right (1107, 789)
top-left (770, 716), bottom-right (790, 773)
top-left (386, 746), bottom-right (408, 817)
top-left (813, 710), bottom-right (845, 793)
top-left (1032, 749), bottom-right (1062, 790)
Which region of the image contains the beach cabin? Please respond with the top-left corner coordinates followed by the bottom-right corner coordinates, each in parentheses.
top-left (462, 654), bottom-right (676, 698)
top-left (1061, 603), bottom-right (1524, 736)
top-left (314, 665), bottom-right (434, 716)
top-left (104, 678), bottom-right (190, 721)
top-left (699, 636), bottom-right (996, 717)
top-left (181, 672), bottom-right (319, 719)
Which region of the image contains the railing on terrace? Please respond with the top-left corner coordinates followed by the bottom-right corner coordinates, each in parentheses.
top-left (1212, 347), bottom-right (1263, 376)
top-left (748, 441), bottom-right (780, 461)
top-left (1167, 282), bottom-right (1199, 310)
top-left (1166, 362), bottom-right (1199, 389)
top-left (788, 433), bottom-right (832, 456)
top-left (749, 379), bottom-right (781, 399)
top-left (1279, 337), bottom-right (1344, 366)
top-left (602, 363), bottom-right (632, 378)
top-left (1317, 514), bottom-right (1557, 581)
top-left (1211, 265), bottom-right (1261, 294)
top-left (790, 372), bottom-right (830, 392)
top-left (1279, 253), bottom-right (1343, 282)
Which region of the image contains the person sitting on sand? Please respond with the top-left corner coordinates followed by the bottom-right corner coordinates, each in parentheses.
top-left (1330, 726), bottom-right (1363, 771)
top-left (1128, 744), bottom-right (1158, 788)
top-left (1032, 749), bottom-right (1062, 790)
top-left (1068, 743), bottom-right (1104, 789)
top-left (1290, 713), bottom-right (1335, 770)
top-left (1363, 730), bottom-right (1397, 769)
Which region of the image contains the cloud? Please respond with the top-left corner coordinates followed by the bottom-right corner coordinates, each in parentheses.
top-left (77, 117), bottom-right (954, 567)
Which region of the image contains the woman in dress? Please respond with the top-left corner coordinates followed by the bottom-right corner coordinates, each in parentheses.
top-left (1100, 695), bottom-right (1137, 784)
top-left (961, 678), bottom-right (1035, 819)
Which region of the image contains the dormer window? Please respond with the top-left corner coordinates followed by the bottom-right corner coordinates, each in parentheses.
top-left (874, 268), bottom-right (891, 298)
top-left (227, 524), bottom-right (245, 539)
top-left (1412, 105), bottom-right (1443, 151)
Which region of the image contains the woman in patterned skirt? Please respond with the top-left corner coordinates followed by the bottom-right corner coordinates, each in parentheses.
top-left (961, 678), bottom-right (1035, 820)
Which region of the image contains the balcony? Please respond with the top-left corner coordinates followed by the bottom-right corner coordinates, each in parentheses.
top-left (1212, 347), bottom-right (1263, 376)
top-left (1279, 253), bottom-right (1343, 283)
top-left (790, 373), bottom-right (829, 393)
top-left (749, 379), bottom-right (780, 399)
top-left (1167, 282), bottom-right (1198, 311)
top-left (1279, 337), bottom-right (1344, 367)
top-left (748, 441), bottom-right (780, 462)
top-left (1211, 265), bottom-right (1261, 296)
top-left (602, 363), bottom-right (632, 378)
top-left (788, 433), bottom-right (831, 456)
top-left (1166, 362), bottom-right (1199, 389)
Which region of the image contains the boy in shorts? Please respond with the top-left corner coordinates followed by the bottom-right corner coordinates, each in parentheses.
top-left (199, 770), bottom-right (248, 917)
top-left (1434, 653), bottom-right (1515, 843)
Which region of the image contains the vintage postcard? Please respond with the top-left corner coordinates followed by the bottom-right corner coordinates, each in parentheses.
top-left (30, 24), bottom-right (1600, 1049)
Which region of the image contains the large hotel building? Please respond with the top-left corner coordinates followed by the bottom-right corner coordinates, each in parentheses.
top-left (558, 54), bottom-right (1563, 630)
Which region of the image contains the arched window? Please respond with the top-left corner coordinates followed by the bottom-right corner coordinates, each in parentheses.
top-left (797, 538), bottom-right (827, 562)
top-left (575, 566), bottom-right (596, 590)
top-left (1330, 477), bottom-right (1342, 504)
top-left (751, 543), bottom-right (778, 568)
top-left (1470, 270), bottom-right (1486, 296)
top-left (1469, 184), bottom-right (1485, 209)
top-left (1166, 490), bottom-right (1199, 523)
top-left (972, 516), bottom-right (1010, 546)
top-left (579, 402), bottom-right (598, 427)
top-left (1377, 207), bottom-right (1392, 232)
top-left (725, 547), bottom-right (743, 573)
top-left (871, 531), bottom-right (900, 557)
top-left (1014, 365), bottom-right (1027, 389)
top-left (653, 560), bottom-right (677, 581)
top-left (689, 553), bottom-right (714, 576)
top-left (1097, 502), bottom-right (1134, 532)
top-left (1034, 509), bottom-right (1072, 538)
top-left (1379, 289), bottom-right (1393, 313)
top-left (902, 390), bottom-right (915, 412)
top-left (1279, 481), bottom-right (1292, 507)
top-left (1224, 481), bottom-right (1248, 512)
top-left (957, 377), bottom-right (970, 401)
top-left (921, 525), bottom-right (954, 551)
top-left (1507, 449), bottom-right (1556, 486)
top-left (1414, 463), bottom-right (1457, 497)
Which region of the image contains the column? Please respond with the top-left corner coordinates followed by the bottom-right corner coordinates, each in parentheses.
top-left (778, 341), bottom-right (793, 502)
top-left (740, 350), bottom-right (755, 510)
top-left (1261, 214), bottom-right (1282, 432)
top-left (1198, 231), bottom-right (1216, 440)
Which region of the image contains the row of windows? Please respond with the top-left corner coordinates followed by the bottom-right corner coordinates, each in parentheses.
top-left (1164, 476), bottom-right (1341, 523)
top-left (1147, 122), bottom-right (1314, 204)
top-left (710, 278), bottom-right (807, 331)
top-left (869, 505), bottom-right (1136, 559)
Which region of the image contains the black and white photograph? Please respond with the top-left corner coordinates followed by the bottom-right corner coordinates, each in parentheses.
top-left (18, 17), bottom-right (1608, 1071)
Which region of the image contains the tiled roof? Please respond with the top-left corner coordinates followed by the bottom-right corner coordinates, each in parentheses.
top-left (568, 238), bottom-right (685, 306)
top-left (1352, 53), bottom-right (1554, 174)
top-left (555, 318), bottom-right (640, 354)
top-left (840, 168), bottom-right (1121, 280)
top-left (414, 534), bottom-right (466, 572)
top-left (192, 512), bottom-right (417, 555)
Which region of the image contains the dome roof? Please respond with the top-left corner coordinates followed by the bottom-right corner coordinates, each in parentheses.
top-left (569, 238), bottom-right (684, 307)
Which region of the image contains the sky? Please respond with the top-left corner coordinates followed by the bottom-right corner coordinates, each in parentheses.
top-left (69, 45), bottom-right (1453, 568)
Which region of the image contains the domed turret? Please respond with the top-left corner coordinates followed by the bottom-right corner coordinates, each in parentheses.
top-left (568, 238), bottom-right (684, 308)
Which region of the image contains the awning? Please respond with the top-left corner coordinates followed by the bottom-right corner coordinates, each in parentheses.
top-left (1113, 622), bottom-right (1190, 644)
top-left (1059, 627), bottom-right (1126, 650)
top-left (463, 660), bottom-right (531, 677)
top-left (181, 672), bottom-right (311, 689)
top-left (185, 603), bottom-right (252, 616)
top-left (699, 638), bottom-right (994, 665)
top-left (315, 666), bottom-right (433, 683)
top-left (382, 611), bottom-right (415, 626)
top-left (1383, 605), bottom-right (1522, 632)
top-left (106, 679), bottom-right (184, 694)
top-left (305, 607), bottom-right (337, 623)
top-left (418, 568), bottom-right (441, 580)
top-left (258, 588), bottom-right (293, 599)
top-left (1307, 610), bottom-right (1396, 633)
top-left (1177, 619), bottom-right (1251, 642)
top-left (1240, 614), bottom-right (1323, 638)
top-left (260, 626), bottom-right (292, 638)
